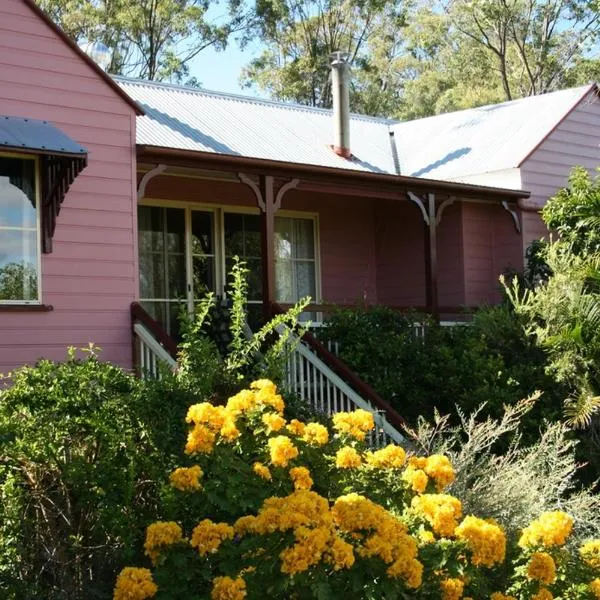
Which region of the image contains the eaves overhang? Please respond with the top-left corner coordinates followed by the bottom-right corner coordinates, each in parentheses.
top-left (137, 145), bottom-right (531, 202)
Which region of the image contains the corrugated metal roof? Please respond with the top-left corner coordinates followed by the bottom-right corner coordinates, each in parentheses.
top-left (116, 76), bottom-right (593, 181)
top-left (116, 77), bottom-right (397, 174)
top-left (390, 85), bottom-right (595, 180)
top-left (0, 115), bottom-right (87, 156)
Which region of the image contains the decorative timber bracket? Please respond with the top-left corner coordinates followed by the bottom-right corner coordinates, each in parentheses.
top-left (41, 154), bottom-right (88, 253)
top-left (502, 200), bottom-right (521, 233)
top-left (137, 163), bottom-right (167, 201)
top-left (238, 173), bottom-right (300, 320)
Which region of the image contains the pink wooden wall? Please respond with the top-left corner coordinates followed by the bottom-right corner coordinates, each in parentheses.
top-left (374, 199), bottom-right (425, 307)
top-left (461, 203), bottom-right (523, 305)
top-left (0, 0), bottom-right (138, 374)
top-left (145, 175), bottom-right (519, 311)
top-left (520, 88), bottom-right (600, 252)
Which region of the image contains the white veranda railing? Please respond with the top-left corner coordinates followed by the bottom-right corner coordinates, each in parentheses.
top-left (280, 327), bottom-right (406, 448)
top-left (133, 321), bottom-right (177, 379)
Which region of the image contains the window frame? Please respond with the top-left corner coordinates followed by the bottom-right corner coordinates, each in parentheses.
top-left (0, 152), bottom-right (42, 305)
top-left (138, 199), bottom-right (322, 309)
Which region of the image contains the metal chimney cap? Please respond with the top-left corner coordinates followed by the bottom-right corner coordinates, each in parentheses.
top-left (330, 51), bottom-right (351, 66)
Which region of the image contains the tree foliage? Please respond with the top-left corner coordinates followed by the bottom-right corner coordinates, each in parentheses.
top-left (36, 0), bottom-right (248, 82)
top-left (242, 0), bottom-right (600, 118)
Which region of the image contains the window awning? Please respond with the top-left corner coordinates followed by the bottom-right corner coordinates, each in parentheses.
top-left (0, 115), bottom-right (88, 253)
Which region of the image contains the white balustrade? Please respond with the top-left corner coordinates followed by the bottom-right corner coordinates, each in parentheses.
top-left (279, 326), bottom-right (406, 448)
top-left (133, 322), bottom-right (177, 379)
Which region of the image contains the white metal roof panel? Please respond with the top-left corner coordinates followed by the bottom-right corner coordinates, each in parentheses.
top-left (116, 77), bottom-right (593, 184)
top-left (390, 85), bottom-right (594, 180)
top-left (116, 77), bottom-right (397, 174)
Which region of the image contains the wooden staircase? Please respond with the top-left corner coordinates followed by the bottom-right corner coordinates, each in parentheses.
top-left (131, 302), bottom-right (406, 447)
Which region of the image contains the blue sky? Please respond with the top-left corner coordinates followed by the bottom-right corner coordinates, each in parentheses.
top-left (188, 39), bottom-right (264, 96)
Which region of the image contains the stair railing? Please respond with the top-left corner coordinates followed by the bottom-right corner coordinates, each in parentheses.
top-left (131, 302), bottom-right (178, 379)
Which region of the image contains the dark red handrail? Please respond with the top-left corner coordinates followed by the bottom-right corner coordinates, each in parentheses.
top-left (271, 302), bottom-right (407, 431)
top-left (130, 302), bottom-right (179, 360)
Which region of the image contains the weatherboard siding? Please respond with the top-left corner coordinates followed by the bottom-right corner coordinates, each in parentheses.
top-left (520, 89), bottom-right (600, 252)
top-left (0, 0), bottom-right (138, 374)
top-left (462, 202), bottom-right (523, 305)
top-left (374, 199), bottom-right (426, 307)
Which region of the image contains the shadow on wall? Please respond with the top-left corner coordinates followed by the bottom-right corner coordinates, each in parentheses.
top-left (411, 147), bottom-right (471, 178)
top-left (139, 103), bottom-right (241, 156)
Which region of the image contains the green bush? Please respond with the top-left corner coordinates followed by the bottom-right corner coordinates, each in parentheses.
top-left (0, 347), bottom-right (207, 600)
top-left (318, 304), bottom-right (566, 435)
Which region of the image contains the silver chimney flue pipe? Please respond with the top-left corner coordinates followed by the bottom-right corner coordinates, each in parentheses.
top-left (330, 51), bottom-right (351, 158)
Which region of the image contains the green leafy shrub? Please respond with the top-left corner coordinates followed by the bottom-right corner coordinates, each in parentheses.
top-left (317, 305), bottom-right (565, 434)
top-left (0, 348), bottom-right (153, 599)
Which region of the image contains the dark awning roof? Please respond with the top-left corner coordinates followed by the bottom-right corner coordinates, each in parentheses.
top-left (0, 115), bottom-right (87, 156)
top-left (0, 115), bottom-right (88, 253)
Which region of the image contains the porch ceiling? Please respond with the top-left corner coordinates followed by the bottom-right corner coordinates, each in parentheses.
top-left (138, 145), bottom-right (530, 203)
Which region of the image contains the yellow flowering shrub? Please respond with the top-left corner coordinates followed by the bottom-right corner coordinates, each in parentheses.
top-left (580, 540), bottom-right (600, 569)
top-left (115, 380), bottom-right (600, 600)
top-left (527, 552), bottom-right (557, 585)
top-left (169, 465), bottom-right (203, 492)
top-left (519, 511), bottom-right (574, 548)
top-left (114, 567), bottom-right (158, 600)
top-left (144, 522), bottom-right (183, 564)
top-left (454, 515), bottom-right (506, 567)
top-left (335, 446), bottom-right (362, 469)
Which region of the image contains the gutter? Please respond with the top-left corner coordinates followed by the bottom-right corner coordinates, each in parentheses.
top-left (137, 145), bottom-right (531, 202)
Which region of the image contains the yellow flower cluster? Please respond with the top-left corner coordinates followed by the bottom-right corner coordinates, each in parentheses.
top-left (440, 577), bottom-right (464, 600)
top-left (335, 446), bottom-right (362, 469)
top-left (169, 465), bottom-right (203, 492)
top-left (581, 540), bottom-right (600, 569)
top-left (268, 435), bottom-right (299, 467)
top-left (281, 525), bottom-right (332, 574)
top-left (253, 461), bottom-right (272, 481)
top-left (591, 579), bottom-right (600, 599)
top-left (519, 511), bottom-right (574, 548)
top-left (333, 493), bottom-right (423, 589)
top-left (402, 465), bottom-right (429, 493)
top-left (411, 494), bottom-right (462, 538)
top-left (211, 576), bottom-right (246, 600)
top-left (326, 536), bottom-right (356, 571)
top-left (491, 594), bottom-right (516, 600)
top-left (144, 522), bottom-right (183, 564)
top-left (407, 454), bottom-right (455, 491)
top-left (302, 422), bottom-right (329, 446)
top-left (234, 490), bottom-right (330, 537)
top-left (251, 379), bottom-right (285, 413)
top-left (114, 567), bottom-right (157, 600)
top-left (454, 516), bottom-right (506, 567)
top-left (286, 419), bottom-right (306, 436)
top-left (233, 490), bottom-right (352, 575)
top-left (262, 412), bottom-right (286, 434)
top-left (185, 380), bottom-right (286, 454)
top-left (423, 454), bottom-right (455, 491)
top-left (532, 589), bottom-right (553, 600)
top-left (527, 552), bottom-right (557, 584)
top-left (332, 409), bottom-right (375, 441)
top-left (190, 519), bottom-right (234, 556)
top-left (290, 466), bottom-right (313, 490)
top-left (365, 444), bottom-right (406, 468)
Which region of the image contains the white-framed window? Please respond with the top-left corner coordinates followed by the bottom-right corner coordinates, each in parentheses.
top-left (0, 154), bottom-right (41, 304)
top-left (138, 201), bottom-right (320, 335)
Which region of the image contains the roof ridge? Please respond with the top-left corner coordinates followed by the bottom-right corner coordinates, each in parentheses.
top-left (393, 84), bottom-right (595, 127)
top-left (113, 75), bottom-right (397, 124)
